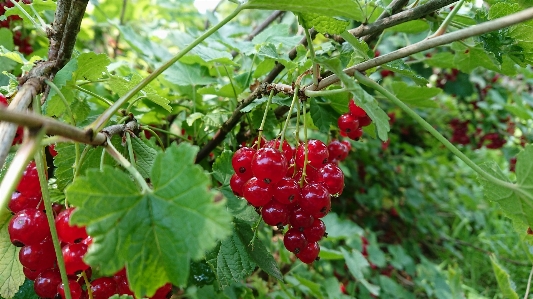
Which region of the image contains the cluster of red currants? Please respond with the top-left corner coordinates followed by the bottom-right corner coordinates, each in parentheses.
top-left (0, 0), bottom-right (34, 55)
top-left (0, 94), bottom-right (23, 144)
top-left (7, 157), bottom-right (172, 299)
top-left (230, 138), bottom-right (351, 264)
top-left (338, 100), bottom-right (372, 140)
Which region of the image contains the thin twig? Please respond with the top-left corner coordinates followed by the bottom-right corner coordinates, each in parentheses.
top-left (56, 0), bottom-right (89, 68)
top-left (525, 264), bottom-right (533, 299)
top-left (361, 0), bottom-right (410, 43)
top-left (113, 0), bottom-right (128, 58)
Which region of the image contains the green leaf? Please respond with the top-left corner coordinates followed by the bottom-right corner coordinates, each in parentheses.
top-left (452, 44), bottom-right (499, 73)
top-left (45, 58), bottom-right (77, 117)
top-left (108, 74), bottom-right (172, 112)
top-left (131, 137), bottom-right (158, 179)
top-left (74, 52), bottom-right (110, 81)
top-left (0, 213), bottom-right (24, 299)
top-left (389, 82), bottom-right (440, 108)
top-left (162, 62), bottom-right (217, 86)
top-left (292, 275), bottom-right (325, 299)
top-left (251, 108), bottom-right (277, 134)
top-left (212, 150), bottom-right (234, 186)
top-left (424, 52), bottom-right (456, 69)
top-left (216, 228), bottom-right (256, 288)
top-left (0, 29), bottom-right (14, 50)
top-left (490, 255), bottom-right (519, 299)
top-left (382, 60), bottom-right (428, 85)
top-left (245, 0), bottom-right (364, 21)
top-left (0, 279), bottom-right (38, 299)
top-left (309, 98), bottom-right (338, 134)
top-left (299, 13), bottom-right (349, 34)
top-left (340, 248), bottom-right (380, 296)
top-left (319, 247), bottom-right (344, 260)
top-left (386, 20), bottom-right (429, 33)
top-left (67, 143), bottom-right (232, 297)
top-left (322, 213), bottom-right (363, 239)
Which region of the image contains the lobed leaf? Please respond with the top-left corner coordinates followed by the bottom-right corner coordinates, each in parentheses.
top-left (299, 13), bottom-right (349, 34)
top-left (340, 247), bottom-right (380, 296)
top-left (245, 0), bottom-right (364, 22)
top-left (309, 98), bottom-right (338, 134)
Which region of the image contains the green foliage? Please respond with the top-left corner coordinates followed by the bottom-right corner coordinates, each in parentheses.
top-left (490, 255), bottom-right (519, 299)
top-left (245, 0), bottom-right (364, 21)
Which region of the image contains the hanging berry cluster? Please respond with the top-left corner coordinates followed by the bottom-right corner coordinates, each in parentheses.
top-left (338, 99), bottom-right (373, 140)
top-left (7, 155), bottom-right (172, 299)
top-left (230, 138), bottom-right (351, 264)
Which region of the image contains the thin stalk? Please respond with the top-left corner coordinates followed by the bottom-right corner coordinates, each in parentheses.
top-left (99, 146), bottom-right (106, 172)
top-left (73, 145), bottom-right (91, 179)
top-left (248, 216), bottom-right (263, 249)
top-left (81, 271), bottom-right (93, 299)
top-left (300, 98), bottom-right (308, 187)
top-left (125, 96), bottom-right (147, 115)
top-left (303, 28), bottom-right (319, 87)
top-left (256, 91), bottom-right (275, 147)
top-left (89, 4), bottom-right (245, 133)
top-left (9, 0), bottom-right (46, 33)
top-left (279, 87), bottom-right (299, 152)
top-left (295, 100), bottom-right (301, 144)
top-left (305, 87), bottom-right (358, 98)
top-left (427, 0), bottom-right (465, 39)
top-left (105, 139), bottom-right (151, 193)
top-left (140, 126), bottom-right (165, 149)
top-left (524, 264), bottom-right (533, 299)
top-left (74, 85), bottom-right (114, 107)
top-left (125, 132), bottom-right (136, 169)
top-left (353, 71), bottom-right (520, 192)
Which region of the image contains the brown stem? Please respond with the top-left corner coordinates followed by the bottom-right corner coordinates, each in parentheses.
top-left (47, 0), bottom-right (73, 61)
top-left (56, 0), bottom-right (89, 68)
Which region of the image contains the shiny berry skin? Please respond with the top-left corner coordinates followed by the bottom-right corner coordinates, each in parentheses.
top-left (19, 238), bottom-right (56, 271)
top-left (58, 279), bottom-right (83, 299)
top-left (338, 113), bottom-right (359, 133)
top-left (62, 243), bottom-right (89, 275)
top-left (327, 140), bottom-right (350, 163)
top-left (346, 127), bottom-right (363, 140)
top-left (48, 144), bottom-right (58, 157)
top-left (90, 277), bottom-right (118, 299)
top-left (265, 139), bottom-right (294, 162)
top-left (293, 166), bottom-right (322, 184)
top-left (358, 115), bottom-right (372, 127)
top-left (231, 147), bottom-right (255, 180)
top-left (8, 208), bottom-right (51, 247)
top-left (261, 200), bottom-right (290, 227)
top-left (8, 191), bottom-right (44, 213)
top-left (299, 183), bottom-right (331, 218)
top-left (303, 219), bottom-right (327, 242)
top-left (34, 269), bottom-right (62, 298)
top-left (113, 269), bottom-right (134, 296)
top-left (242, 177), bottom-right (272, 207)
top-left (150, 283), bottom-right (173, 299)
top-left (272, 178), bottom-right (300, 205)
top-left (283, 227), bottom-right (307, 254)
top-left (349, 99), bottom-right (367, 118)
top-left (296, 242), bottom-right (320, 264)
top-left (230, 174), bottom-right (247, 197)
top-left (295, 140), bottom-right (329, 169)
top-left (55, 208), bottom-right (88, 244)
top-left (17, 161), bottom-right (42, 199)
top-left (23, 266), bottom-right (41, 280)
top-left (251, 147), bottom-right (288, 185)
top-left (289, 207), bottom-right (314, 229)
top-left (319, 163), bottom-right (344, 196)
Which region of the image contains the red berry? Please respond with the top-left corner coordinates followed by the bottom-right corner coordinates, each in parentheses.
top-left (62, 243), bottom-right (89, 275)
top-left (289, 207), bottom-right (314, 229)
top-left (242, 177), bottom-right (272, 207)
top-left (34, 269), bottom-right (62, 298)
top-left (232, 147), bottom-right (255, 180)
top-left (296, 242), bottom-right (320, 264)
top-left (300, 183), bottom-right (331, 218)
top-left (0, 94), bottom-right (7, 106)
top-left (295, 140), bottom-right (329, 169)
top-left (293, 166), bottom-right (322, 184)
top-left (327, 140), bottom-right (349, 163)
top-left (229, 173), bottom-right (247, 197)
top-left (17, 161), bottom-right (42, 199)
top-left (346, 127), bottom-right (363, 140)
top-left (8, 208), bottom-right (51, 247)
top-left (49, 144), bottom-right (58, 157)
top-left (19, 238), bottom-right (57, 271)
top-left (319, 163), bottom-right (344, 196)
top-left (283, 227), bottom-right (307, 253)
top-left (251, 147), bottom-right (288, 185)
top-left (272, 178), bottom-right (300, 205)
top-left (58, 279), bottom-right (83, 299)
top-left (303, 219), bottom-right (326, 242)
top-left (265, 139), bottom-right (294, 163)
top-left (349, 100), bottom-right (367, 118)
top-left (337, 113), bottom-right (359, 133)
top-left (113, 269), bottom-right (134, 296)
top-left (261, 200), bottom-right (290, 227)
top-left (358, 115), bottom-right (372, 127)
top-left (23, 266), bottom-right (41, 280)
top-left (90, 277), bottom-right (118, 299)
top-left (55, 208), bottom-right (88, 244)
top-left (150, 283), bottom-right (172, 299)
top-left (8, 191), bottom-right (44, 213)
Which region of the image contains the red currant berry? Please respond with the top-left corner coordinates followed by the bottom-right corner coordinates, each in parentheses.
top-left (319, 163), bottom-right (344, 196)
top-left (265, 139), bottom-right (294, 162)
top-left (230, 174), bottom-right (247, 197)
top-left (150, 283), bottom-right (172, 299)
top-left (346, 127), bottom-right (363, 140)
top-left (327, 140), bottom-right (349, 163)
top-left (272, 178), bottom-right (300, 205)
top-left (296, 242), bottom-right (320, 264)
top-left (261, 200), bottom-right (290, 227)
top-left (251, 147), bottom-right (288, 185)
top-left (19, 238), bottom-right (56, 271)
top-left (283, 227), bottom-right (307, 254)
top-left (48, 144), bottom-right (58, 157)
top-left (337, 113), bottom-right (359, 133)
top-left (34, 269), bottom-right (62, 298)
top-left (90, 277), bottom-right (118, 299)
top-left (293, 166), bottom-right (322, 184)
top-left (300, 183), bottom-right (331, 218)
top-left (8, 191), bottom-right (44, 213)
top-left (23, 266), bottom-right (41, 280)
top-left (8, 208), bottom-right (51, 247)
top-left (58, 279), bottom-right (83, 299)
top-left (55, 208), bottom-right (88, 244)
top-left (242, 177), bottom-right (272, 207)
top-left (349, 100), bottom-right (367, 118)
top-left (17, 161), bottom-right (42, 199)
top-left (289, 207), bottom-right (314, 229)
top-left (358, 115), bottom-right (372, 127)
top-left (113, 269), bottom-right (134, 296)
top-left (52, 203), bottom-right (64, 217)
top-left (62, 243), bottom-right (89, 275)
top-left (0, 94), bottom-right (7, 106)
top-left (231, 147), bottom-right (255, 180)
top-left (81, 236), bottom-right (93, 247)
top-left (341, 140), bottom-right (351, 151)
top-left (295, 140), bottom-right (329, 169)
top-left (303, 219), bottom-right (326, 242)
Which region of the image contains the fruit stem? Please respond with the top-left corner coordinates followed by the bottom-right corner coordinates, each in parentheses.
top-left (89, 4), bottom-right (245, 133)
top-left (300, 97), bottom-right (309, 188)
top-left (125, 132), bottom-right (136, 169)
top-left (427, 0), bottom-right (465, 39)
top-left (353, 71), bottom-right (520, 192)
top-left (303, 27), bottom-right (319, 87)
top-left (256, 90), bottom-right (275, 148)
top-left (105, 139), bottom-right (151, 193)
top-left (74, 85), bottom-right (114, 107)
top-left (279, 87), bottom-right (299, 152)
top-left (140, 126), bottom-right (165, 149)
top-left (73, 145), bottom-right (91, 181)
top-left (82, 270), bottom-right (94, 299)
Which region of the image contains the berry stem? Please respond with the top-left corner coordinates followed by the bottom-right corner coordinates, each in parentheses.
top-left (353, 71), bottom-right (525, 195)
top-left (303, 27), bottom-right (319, 87)
top-left (256, 90), bottom-right (275, 148)
top-left (279, 86), bottom-right (299, 152)
top-left (73, 145), bottom-right (92, 180)
top-left (74, 85), bottom-right (114, 107)
top-left (300, 97), bottom-right (309, 188)
top-left (427, 0), bottom-right (465, 39)
top-left (82, 270), bottom-right (94, 299)
top-left (140, 126), bottom-right (165, 148)
top-left (125, 132), bottom-right (136, 169)
top-left (105, 139), bottom-right (151, 193)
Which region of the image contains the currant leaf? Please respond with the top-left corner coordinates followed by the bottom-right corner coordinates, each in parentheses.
top-left (212, 150), bottom-right (234, 186)
top-left (108, 74), bottom-right (172, 112)
top-left (130, 137), bottom-right (159, 179)
top-left (299, 13), bottom-right (349, 35)
top-left (215, 227), bottom-right (256, 288)
top-left (0, 212), bottom-right (24, 299)
top-left (66, 143), bottom-right (232, 297)
top-left (309, 98), bottom-right (338, 134)
top-left (340, 248), bottom-right (380, 296)
top-left (389, 82), bottom-right (440, 108)
top-left (490, 255), bottom-right (519, 299)
top-left (245, 0), bottom-right (364, 21)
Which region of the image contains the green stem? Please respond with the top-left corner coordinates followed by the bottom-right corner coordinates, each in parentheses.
top-left (105, 139), bottom-right (151, 193)
top-left (353, 71), bottom-right (519, 191)
top-left (256, 90), bottom-right (275, 147)
top-left (524, 264), bottom-right (533, 299)
top-left (427, 0), bottom-right (465, 38)
top-left (82, 271), bottom-right (94, 299)
top-left (305, 87), bottom-right (358, 98)
top-left (125, 96), bottom-right (147, 115)
top-left (249, 216), bottom-right (263, 249)
top-left (295, 100), bottom-right (301, 144)
top-left (89, 4), bottom-right (245, 133)
top-left (300, 98), bottom-right (308, 187)
top-left (140, 126), bottom-right (165, 149)
top-left (303, 28), bottom-right (319, 87)
top-left (100, 146), bottom-right (106, 172)
top-left (9, 0), bottom-right (46, 33)
top-left (125, 132), bottom-right (136, 169)
top-left (73, 145), bottom-right (91, 179)
top-left (74, 85), bottom-right (114, 107)
top-left (279, 87), bottom-right (299, 152)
